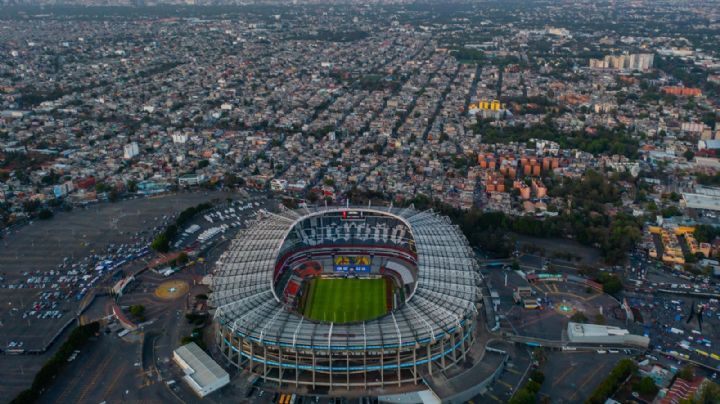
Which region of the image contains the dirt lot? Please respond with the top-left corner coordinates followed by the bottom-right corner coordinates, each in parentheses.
top-left (515, 234), bottom-right (603, 266)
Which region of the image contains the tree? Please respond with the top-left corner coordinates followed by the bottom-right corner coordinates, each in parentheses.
top-left (694, 225), bottom-right (720, 243)
top-left (529, 370), bottom-right (545, 385)
top-left (108, 189), bottom-right (120, 202)
top-left (587, 359), bottom-right (638, 404)
top-left (594, 314), bottom-right (606, 325)
top-left (306, 192), bottom-right (319, 203)
top-left (177, 252), bottom-right (189, 265)
top-left (677, 366), bottom-right (695, 381)
top-left (598, 273), bottom-right (623, 295)
top-left (224, 172), bottom-right (244, 188)
top-left (695, 381), bottom-right (720, 403)
top-left (38, 209), bottom-right (53, 220)
top-left (129, 305), bottom-right (145, 321)
top-left (525, 380), bottom-right (541, 394)
top-left (570, 311), bottom-right (588, 323)
top-left (151, 233), bottom-right (170, 253)
top-left (10, 322), bottom-right (99, 404)
top-left (508, 388), bottom-right (536, 404)
top-left (635, 376), bottom-right (659, 397)
top-left (126, 180), bottom-right (138, 193)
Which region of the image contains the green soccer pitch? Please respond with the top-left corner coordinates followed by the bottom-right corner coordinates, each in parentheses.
top-left (302, 277), bottom-right (389, 323)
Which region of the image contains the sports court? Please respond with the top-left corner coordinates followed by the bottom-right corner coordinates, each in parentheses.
top-left (302, 277), bottom-right (388, 323)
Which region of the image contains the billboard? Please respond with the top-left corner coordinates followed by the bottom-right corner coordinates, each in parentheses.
top-left (341, 210), bottom-right (365, 221)
top-left (334, 256), bottom-right (371, 273)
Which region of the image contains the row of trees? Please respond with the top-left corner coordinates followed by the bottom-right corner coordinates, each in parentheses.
top-left (473, 120), bottom-right (640, 159)
top-left (402, 180), bottom-right (640, 265)
top-left (508, 370), bottom-right (545, 404)
top-left (151, 202), bottom-right (213, 253)
top-left (696, 172), bottom-right (720, 187)
top-left (11, 322), bottom-right (100, 404)
top-left (695, 225), bottom-right (720, 243)
top-left (586, 359), bottom-right (637, 404)
top-left (180, 327), bottom-right (207, 351)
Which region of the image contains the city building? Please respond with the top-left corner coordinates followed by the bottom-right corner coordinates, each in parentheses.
top-left (123, 142), bottom-right (139, 160)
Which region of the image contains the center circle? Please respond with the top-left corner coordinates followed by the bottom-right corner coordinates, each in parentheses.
top-left (272, 210), bottom-right (418, 324)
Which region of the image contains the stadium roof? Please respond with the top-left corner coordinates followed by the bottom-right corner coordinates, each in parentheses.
top-left (212, 206), bottom-right (479, 350)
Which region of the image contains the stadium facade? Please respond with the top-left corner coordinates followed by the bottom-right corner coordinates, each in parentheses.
top-left (211, 206), bottom-right (480, 391)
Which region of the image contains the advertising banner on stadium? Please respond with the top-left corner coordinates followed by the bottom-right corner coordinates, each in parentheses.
top-left (334, 256), bottom-right (371, 273)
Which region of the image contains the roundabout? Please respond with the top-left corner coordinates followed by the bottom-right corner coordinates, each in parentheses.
top-left (555, 301), bottom-right (578, 317)
top-left (154, 279), bottom-right (190, 300)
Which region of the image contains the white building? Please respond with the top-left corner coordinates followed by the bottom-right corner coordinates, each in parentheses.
top-left (270, 179), bottom-right (288, 192)
top-left (567, 322), bottom-right (649, 348)
top-left (682, 187), bottom-right (720, 212)
top-left (589, 53), bottom-right (654, 71)
top-left (178, 173), bottom-right (206, 186)
top-left (123, 142), bottom-right (139, 160)
top-left (698, 139), bottom-right (720, 151)
top-left (173, 342), bottom-right (229, 397)
top-left (172, 133), bottom-right (188, 144)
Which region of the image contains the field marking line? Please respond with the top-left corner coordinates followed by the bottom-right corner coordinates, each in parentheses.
top-left (505, 367), bottom-right (522, 375)
top-left (569, 362), bottom-right (606, 401)
top-left (497, 379), bottom-right (514, 389)
top-left (54, 341), bottom-right (106, 403)
top-left (552, 366), bottom-right (574, 386)
top-left (77, 349), bottom-right (115, 402)
top-left (486, 392), bottom-right (503, 403)
top-left (521, 309), bottom-right (557, 327)
top-left (102, 362), bottom-right (127, 400)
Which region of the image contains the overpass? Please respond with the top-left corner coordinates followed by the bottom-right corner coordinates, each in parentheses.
top-left (656, 288), bottom-right (720, 299)
top-left (504, 333), bottom-right (649, 350)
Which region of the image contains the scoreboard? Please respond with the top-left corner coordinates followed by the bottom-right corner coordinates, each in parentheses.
top-left (334, 255), bottom-right (371, 273)
top-left (340, 210), bottom-right (365, 221)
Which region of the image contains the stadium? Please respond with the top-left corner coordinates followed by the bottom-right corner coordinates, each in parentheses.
top-left (211, 206), bottom-right (480, 392)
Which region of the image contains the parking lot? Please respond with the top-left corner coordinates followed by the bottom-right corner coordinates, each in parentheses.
top-left (170, 197), bottom-right (274, 258)
top-left (0, 190), bottom-right (264, 400)
top-left (477, 342), bottom-right (533, 403)
top-left (41, 324), bottom-right (173, 404)
top-left (538, 351), bottom-right (622, 403)
top-left (0, 190), bottom-right (241, 352)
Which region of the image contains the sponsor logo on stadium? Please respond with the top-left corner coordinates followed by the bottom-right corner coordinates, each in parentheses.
top-left (334, 256), bottom-right (371, 272)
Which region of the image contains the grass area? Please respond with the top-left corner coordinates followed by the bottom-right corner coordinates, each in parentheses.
top-left (303, 277), bottom-right (388, 323)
